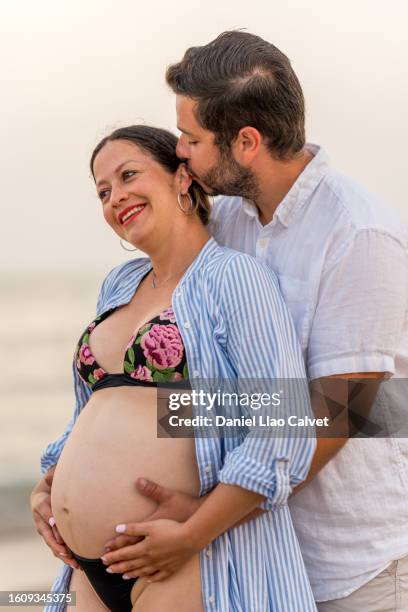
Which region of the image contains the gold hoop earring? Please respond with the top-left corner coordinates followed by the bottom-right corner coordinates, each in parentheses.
top-left (119, 238), bottom-right (137, 251)
top-left (177, 192), bottom-right (195, 215)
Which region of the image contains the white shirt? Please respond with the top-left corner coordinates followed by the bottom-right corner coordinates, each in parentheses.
top-left (209, 144), bottom-right (408, 602)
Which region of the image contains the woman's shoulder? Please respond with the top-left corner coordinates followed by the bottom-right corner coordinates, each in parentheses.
top-left (207, 243), bottom-right (279, 286)
top-left (201, 245), bottom-right (291, 335)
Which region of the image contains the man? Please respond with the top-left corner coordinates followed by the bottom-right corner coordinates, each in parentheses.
top-left (162, 31), bottom-right (408, 610)
top-left (33, 30), bottom-right (408, 611)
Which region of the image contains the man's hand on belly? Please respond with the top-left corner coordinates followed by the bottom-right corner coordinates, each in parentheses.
top-left (103, 477), bottom-right (203, 553)
top-left (30, 466), bottom-right (81, 570)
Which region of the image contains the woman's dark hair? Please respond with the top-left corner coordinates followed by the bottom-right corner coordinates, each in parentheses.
top-left (90, 125), bottom-right (211, 225)
top-left (166, 30), bottom-right (305, 160)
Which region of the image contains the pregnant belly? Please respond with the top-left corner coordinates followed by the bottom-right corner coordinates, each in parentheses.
top-left (51, 387), bottom-right (200, 558)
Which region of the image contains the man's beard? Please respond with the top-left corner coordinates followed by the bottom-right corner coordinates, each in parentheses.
top-left (189, 150), bottom-right (260, 202)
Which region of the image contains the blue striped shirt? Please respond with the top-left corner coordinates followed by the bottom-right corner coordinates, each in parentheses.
top-left (42, 238), bottom-right (316, 611)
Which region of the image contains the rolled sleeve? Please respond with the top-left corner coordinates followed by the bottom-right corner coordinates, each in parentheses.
top-left (308, 352), bottom-right (395, 381)
top-left (219, 451), bottom-right (292, 510)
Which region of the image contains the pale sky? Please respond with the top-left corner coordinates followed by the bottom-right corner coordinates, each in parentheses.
top-left (1, 0), bottom-right (407, 272)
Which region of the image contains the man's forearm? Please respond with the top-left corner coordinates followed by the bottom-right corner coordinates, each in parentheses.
top-left (293, 373), bottom-right (383, 495)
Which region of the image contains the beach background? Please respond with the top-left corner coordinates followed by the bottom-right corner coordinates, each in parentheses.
top-left (1, 0), bottom-right (407, 606)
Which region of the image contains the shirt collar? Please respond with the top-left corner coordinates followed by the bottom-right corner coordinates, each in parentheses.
top-left (241, 144), bottom-right (330, 228)
top-left (103, 259), bottom-right (152, 311)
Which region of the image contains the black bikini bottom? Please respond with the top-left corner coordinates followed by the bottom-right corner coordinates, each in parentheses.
top-left (72, 552), bottom-right (137, 612)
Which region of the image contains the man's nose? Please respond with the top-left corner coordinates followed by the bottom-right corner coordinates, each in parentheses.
top-left (176, 137), bottom-right (189, 160)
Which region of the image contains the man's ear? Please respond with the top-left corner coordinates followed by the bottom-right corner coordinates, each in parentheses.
top-left (176, 163), bottom-right (193, 194)
top-left (232, 127), bottom-right (261, 164)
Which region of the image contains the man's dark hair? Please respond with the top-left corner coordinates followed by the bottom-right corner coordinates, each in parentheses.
top-left (90, 125), bottom-right (210, 225)
top-left (166, 30), bottom-right (305, 160)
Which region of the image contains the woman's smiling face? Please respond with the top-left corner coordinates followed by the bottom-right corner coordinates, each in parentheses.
top-left (92, 139), bottom-right (181, 251)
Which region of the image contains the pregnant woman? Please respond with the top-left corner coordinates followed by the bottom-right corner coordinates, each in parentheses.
top-left (32, 125), bottom-right (316, 612)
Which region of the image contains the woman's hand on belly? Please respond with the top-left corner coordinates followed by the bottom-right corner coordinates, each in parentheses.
top-left (101, 519), bottom-right (200, 582)
top-left (30, 467), bottom-right (81, 571)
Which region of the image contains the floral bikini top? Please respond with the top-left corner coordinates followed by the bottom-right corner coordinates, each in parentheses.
top-left (76, 306), bottom-right (189, 390)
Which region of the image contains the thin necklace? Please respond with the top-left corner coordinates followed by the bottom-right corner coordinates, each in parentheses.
top-left (151, 264), bottom-right (190, 289)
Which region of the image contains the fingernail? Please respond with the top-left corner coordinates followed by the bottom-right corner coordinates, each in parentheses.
top-left (60, 553), bottom-right (68, 557)
top-left (138, 478), bottom-right (147, 487)
top-left (122, 574), bottom-right (131, 580)
top-left (116, 524), bottom-right (126, 533)
top-left (106, 567), bottom-right (113, 574)
top-left (104, 547), bottom-right (111, 553)
top-left (49, 517), bottom-right (56, 527)
top-left (100, 557), bottom-right (108, 564)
